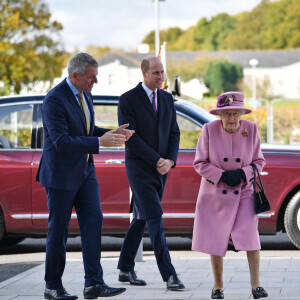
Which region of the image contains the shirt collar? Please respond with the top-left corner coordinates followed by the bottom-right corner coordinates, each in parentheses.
top-left (142, 82), bottom-right (157, 98)
top-left (66, 77), bottom-right (80, 96)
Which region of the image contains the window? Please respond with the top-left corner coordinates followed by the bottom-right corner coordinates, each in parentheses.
top-left (94, 104), bottom-right (123, 148)
top-left (0, 105), bottom-right (33, 149)
top-left (176, 114), bottom-right (201, 149)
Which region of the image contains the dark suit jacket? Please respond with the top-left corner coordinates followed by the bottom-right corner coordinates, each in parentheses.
top-left (118, 83), bottom-right (180, 220)
top-left (37, 78), bottom-right (109, 190)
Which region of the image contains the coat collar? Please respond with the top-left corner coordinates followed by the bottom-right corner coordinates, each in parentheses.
top-left (61, 78), bottom-right (93, 135)
top-left (136, 82), bottom-right (165, 120)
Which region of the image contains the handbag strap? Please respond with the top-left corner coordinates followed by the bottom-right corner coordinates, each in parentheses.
top-left (251, 163), bottom-right (265, 193)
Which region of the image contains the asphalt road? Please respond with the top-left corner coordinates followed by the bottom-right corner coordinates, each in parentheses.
top-left (0, 232), bottom-right (298, 283)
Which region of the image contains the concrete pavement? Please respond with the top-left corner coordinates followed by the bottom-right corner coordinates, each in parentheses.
top-left (0, 250), bottom-right (300, 300)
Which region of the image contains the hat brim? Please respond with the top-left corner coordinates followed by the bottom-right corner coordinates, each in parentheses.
top-left (209, 106), bottom-right (252, 115)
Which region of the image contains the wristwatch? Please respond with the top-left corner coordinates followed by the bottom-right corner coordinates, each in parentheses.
top-left (170, 160), bottom-right (175, 168)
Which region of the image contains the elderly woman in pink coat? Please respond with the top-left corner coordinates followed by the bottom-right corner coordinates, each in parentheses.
top-left (192, 91), bottom-right (268, 300)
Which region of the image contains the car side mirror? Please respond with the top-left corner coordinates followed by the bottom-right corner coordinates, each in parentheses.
top-left (172, 76), bottom-right (181, 97)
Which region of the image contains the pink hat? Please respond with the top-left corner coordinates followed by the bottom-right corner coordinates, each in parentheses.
top-left (209, 91), bottom-right (252, 115)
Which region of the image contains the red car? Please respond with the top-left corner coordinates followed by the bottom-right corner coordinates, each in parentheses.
top-left (0, 95), bottom-right (300, 249)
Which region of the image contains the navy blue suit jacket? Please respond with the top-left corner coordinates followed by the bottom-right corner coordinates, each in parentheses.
top-left (37, 79), bottom-right (109, 190)
top-left (118, 83), bottom-right (180, 219)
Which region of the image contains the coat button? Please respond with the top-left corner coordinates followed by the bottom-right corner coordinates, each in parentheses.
top-left (222, 190), bottom-right (227, 194)
top-left (224, 158), bottom-right (228, 162)
top-left (234, 190), bottom-right (239, 195)
top-left (236, 158), bottom-right (241, 162)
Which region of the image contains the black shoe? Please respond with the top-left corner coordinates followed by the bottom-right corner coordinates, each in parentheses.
top-left (119, 270), bottom-right (146, 286)
top-left (44, 288), bottom-right (78, 300)
top-left (211, 288), bottom-right (224, 299)
top-left (83, 283), bottom-right (126, 299)
top-left (166, 274), bottom-right (185, 291)
top-left (252, 287), bottom-right (268, 299)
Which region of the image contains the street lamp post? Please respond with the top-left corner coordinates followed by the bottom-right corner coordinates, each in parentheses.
top-left (249, 58), bottom-right (259, 106)
top-left (153, 0), bottom-right (165, 56)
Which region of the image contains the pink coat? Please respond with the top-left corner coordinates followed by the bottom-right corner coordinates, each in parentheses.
top-left (191, 119), bottom-right (266, 256)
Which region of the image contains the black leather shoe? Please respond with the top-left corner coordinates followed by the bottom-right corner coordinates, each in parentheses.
top-left (119, 270), bottom-right (146, 286)
top-left (252, 287), bottom-right (268, 299)
top-left (44, 288), bottom-right (78, 300)
top-left (211, 288), bottom-right (224, 299)
top-left (166, 274), bottom-right (185, 291)
top-left (83, 283), bottom-right (126, 299)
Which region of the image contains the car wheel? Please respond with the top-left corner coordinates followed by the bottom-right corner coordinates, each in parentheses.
top-left (284, 191), bottom-right (300, 249)
top-left (0, 208), bottom-right (25, 246)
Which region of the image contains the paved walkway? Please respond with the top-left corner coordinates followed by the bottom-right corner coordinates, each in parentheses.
top-left (0, 251), bottom-right (300, 300)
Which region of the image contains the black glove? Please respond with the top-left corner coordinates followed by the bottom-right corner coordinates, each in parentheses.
top-left (220, 169), bottom-right (246, 187)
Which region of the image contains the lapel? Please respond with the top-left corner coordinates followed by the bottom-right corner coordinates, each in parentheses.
top-left (61, 79), bottom-right (89, 135)
top-left (136, 83), bottom-right (157, 120)
top-left (156, 88), bottom-right (165, 124)
top-left (83, 91), bottom-right (94, 129)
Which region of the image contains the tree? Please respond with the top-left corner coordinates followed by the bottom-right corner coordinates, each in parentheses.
top-left (193, 14), bottom-right (236, 50)
top-left (223, 0), bottom-right (300, 50)
top-left (85, 45), bottom-right (112, 58)
top-left (204, 60), bottom-right (243, 95)
top-left (142, 27), bottom-right (184, 51)
top-left (141, 0), bottom-right (300, 51)
top-left (0, 0), bottom-right (66, 95)
top-left (167, 55), bottom-right (213, 84)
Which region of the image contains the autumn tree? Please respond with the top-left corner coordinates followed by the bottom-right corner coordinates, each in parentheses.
top-left (142, 27), bottom-right (184, 51)
top-left (141, 0), bottom-right (300, 51)
top-left (218, 0), bottom-right (300, 49)
top-left (0, 0), bottom-right (67, 95)
top-left (85, 45), bottom-right (112, 59)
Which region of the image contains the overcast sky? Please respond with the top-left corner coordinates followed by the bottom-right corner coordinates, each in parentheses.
top-left (47, 0), bottom-right (263, 52)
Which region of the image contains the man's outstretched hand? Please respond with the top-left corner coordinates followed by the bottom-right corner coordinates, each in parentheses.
top-left (116, 124), bottom-right (135, 141)
top-left (100, 124), bottom-right (134, 147)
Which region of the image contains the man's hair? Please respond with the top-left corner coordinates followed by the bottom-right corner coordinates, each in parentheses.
top-left (141, 56), bottom-right (158, 72)
top-left (67, 52), bottom-right (98, 78)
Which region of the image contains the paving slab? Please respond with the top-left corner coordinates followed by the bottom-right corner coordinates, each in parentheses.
top-left (0, 251), bottom-right (300, 300)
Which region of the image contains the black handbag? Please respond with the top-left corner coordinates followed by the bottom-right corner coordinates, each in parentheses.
top-left (251, 163), bottom-right (271, 214)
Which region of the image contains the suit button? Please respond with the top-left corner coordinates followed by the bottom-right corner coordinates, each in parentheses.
top-left (222, 190), bottom-right (227, 194)
top-left (236, 158), bottom-right (241, 162)
top-left (224, 158), bottom-right (228, 162)
top-left (234, 190), bottom-right (239, 195)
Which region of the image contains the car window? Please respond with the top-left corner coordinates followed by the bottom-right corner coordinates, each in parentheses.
top-left (94, 104), bottom-right (124, 148)
top-left (177, 114), bottom-right (201, 149)
top-left (0, 104), bottom-right (33, 149)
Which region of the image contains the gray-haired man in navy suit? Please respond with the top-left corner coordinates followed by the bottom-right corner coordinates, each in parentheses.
top-left (117, 56), bottom-right (184, 291)
top-left (37, 53), bottom-right (134, 300)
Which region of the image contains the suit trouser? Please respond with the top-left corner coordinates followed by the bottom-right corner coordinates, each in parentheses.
top-left (44, 164), bottom-right (104, 289)
top-left (117, 216), bottom-right (176, 281)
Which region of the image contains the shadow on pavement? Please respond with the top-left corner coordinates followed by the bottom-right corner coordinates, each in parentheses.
top-left (0, 232), bottom-right (298, 255)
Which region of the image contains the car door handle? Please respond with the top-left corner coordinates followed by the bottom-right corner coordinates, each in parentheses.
top-left (260, 171), bottom-right (269, 176)
top-left (105, 159), bottom-right (125, 164)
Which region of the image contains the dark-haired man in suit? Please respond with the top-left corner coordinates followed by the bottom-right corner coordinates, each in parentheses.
top-left (37, 52), bottom-right (134, 300)
top-left (117, 56), bottom-right (184, 291)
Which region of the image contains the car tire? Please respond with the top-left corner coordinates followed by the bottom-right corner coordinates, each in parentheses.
top-left (0, 208), bottom-right (25, 246)
top-left (284, 191), bottom-right (300, 249)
